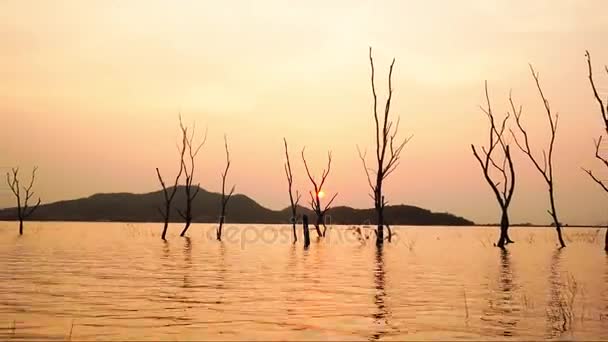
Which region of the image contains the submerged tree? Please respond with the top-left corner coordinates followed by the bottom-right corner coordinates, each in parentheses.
top-left (301, 147), bottom-right (338, 237)
top-left (178, 118), bottom-right (208, 237)
top-left (217, 135), bottom-right (235, 241)
top-left (357, 47), bottom-right (411, 246)
top-left (582, 50), bottom-right (608, 251)
top-left (471, 82), bottom-right (516, 248)
top-left (510, 65), bottom-right (566, 248)
top-left (156, 125), bottom-right (186, 241)
top-left (6, 167), bottom-right (41, 235)
top-left (283, 138), bottom-right (301, 243)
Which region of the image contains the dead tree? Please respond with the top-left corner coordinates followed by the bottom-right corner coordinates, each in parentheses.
top-left (357, 47), bottom-right (412, 246)
top-left (303, 214), bottom-right (311, 248)
top-left (6, 167), bottom-right (41, 235)
top-left (283, 138), bottom-right (301, 243)
top-left (301, 147), bottom-right (338, 237)
top-left (178, 118), bottom-right (208, 237)
top-left (582, 51), bottom-right (608, 251)
top-left (510, 65), bottom-right (566, 248)
top-left (471, 82), bottom-right (516, 248)
top-left (156, 126), bottom-right (186, 241)
top-left (217, 135), bottom-right (235, 241)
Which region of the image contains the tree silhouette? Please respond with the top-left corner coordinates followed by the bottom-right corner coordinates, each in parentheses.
top-left (283, 138), bottom-right (301, 243)
top-left (471, 82), bottom-right (516, 248)
top-left (6, 167), bottom-right (41, 235)
top-left (301, 147), bottom-right (338, 237)
top-left (582, 50), bottom-right (608, 251)
top-left (358, 47), bottom-right (412, 245)
top-left (178, 118), bottom-right (208, 237)
top-left (510, 65), bottom-right (566, 248)
top-left (156, 122), bottom-right (186, 241)
top-left (217, 135), bottom-right (235, 241)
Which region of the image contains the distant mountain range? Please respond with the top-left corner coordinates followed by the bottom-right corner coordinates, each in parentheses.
top-left (0, 186), bottom-right (474, 226)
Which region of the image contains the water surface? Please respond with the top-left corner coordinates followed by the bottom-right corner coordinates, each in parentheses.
top-left (0, 222), bottom-right (606, 340)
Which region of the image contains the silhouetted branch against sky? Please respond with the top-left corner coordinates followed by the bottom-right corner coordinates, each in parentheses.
top-left (582, 50), bottom-right (608, 194)
top-left (471, 81), bottom-right (515, 209)
top-left (283, 138), bottom-right (301, 206)
top-left (283, 138), bottom-right (301, 242)
top-left (6, 167), bottom-right (41, 218)
top-left (508, 65), bottom-right (565, 247)
top-left (301, 147), bottom-right (336, 214)
top-left (221, 134), bottom-right (235, 207)
top-left (156, 118), bottom-right (187, 240)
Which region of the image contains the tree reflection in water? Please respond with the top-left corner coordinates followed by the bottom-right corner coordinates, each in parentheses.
top-left (481, 248), bottom-right (520, 337)
top-left (371, 244), bottom-right (390, 341)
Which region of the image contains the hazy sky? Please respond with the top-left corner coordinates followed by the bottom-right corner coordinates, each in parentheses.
top-left (1, 0), bottom-right (608, 225)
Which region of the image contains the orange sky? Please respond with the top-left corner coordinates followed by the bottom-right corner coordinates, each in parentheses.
top-left (1, 0), bottom-right (607, 225)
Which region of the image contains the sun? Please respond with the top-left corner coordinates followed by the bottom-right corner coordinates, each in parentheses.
top-left (317, 190), bottom-right (325, 199)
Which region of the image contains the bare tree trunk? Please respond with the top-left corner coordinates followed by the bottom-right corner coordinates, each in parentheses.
top-left (497, 209), bottom-right (509, 248)
top-left (283, 138), bottom-right (301, 243)
top-left (179, 186), bottom-right (193, 237)
top-left (549, 189), bottom-right (566, 248)
top-left (161, 202), bottom-right (171, 240)
top-left (376, 204), bottom-right (384, 245)
top-left (303, 215), bottom-right (310, 248)
top-left (217, 216), bottom-right (225, 241)
top-left (180, 221), bottom-right (191, 237)
top-left (19, 218), bottom-right (23, 236)
top-left (315, 216), bottom-right (323, 237)
top-left (217, 135), bottom-right (235, 242)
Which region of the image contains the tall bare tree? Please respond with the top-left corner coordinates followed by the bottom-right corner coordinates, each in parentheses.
top-left (178, 118), bottom-right (208, 237)
top-left (301, 147), bottom-right (338, 237)
top-left (582, 50), bottom-right (608, 251)
top-left (471, 82), bottom-right (516, 248)
top-left (6, 167), bottom-right (41, 235)
top-left (357, 47), bottom-right (411, 246)
top-left (156, 125), bottom-right (186, 241)
top-left (510, 65), bottom-right (566, 248)
top-left (283, 138), bottom-right (301, 243)
top-left (217, 135), bottom-right (235, 241)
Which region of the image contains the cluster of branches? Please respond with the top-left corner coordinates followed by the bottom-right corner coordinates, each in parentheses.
top-left (582, 51), bottom-right (608, 193)
top-left (156, 116), bottom-right (208, 241)
top-left (6, 167), bottom-right (41, 235)
top-left (508, 65), bottom-right (566, 248)
top-left (301, 147), bottom-right (338, 237)
top-left (217, 135), bottom-right (235, 241)
top-left (582, 51), bottom-right (608, 252)
top-left (358, 47), bottom-right (411, 245)
top-left (471, 82), bottom-right (515, 248)
top-left (178, 119), bottom-right (208, 237)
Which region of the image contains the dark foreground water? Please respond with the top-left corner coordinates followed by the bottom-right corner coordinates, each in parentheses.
top-left (0, 222), bottom-right (607, 340)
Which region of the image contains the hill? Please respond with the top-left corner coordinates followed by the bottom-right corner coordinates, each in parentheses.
top-left (0, 186), bottom-right (474, 226)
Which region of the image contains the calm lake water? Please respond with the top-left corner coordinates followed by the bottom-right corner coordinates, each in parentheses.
top-left (0, 222), bottom-right (607, 341)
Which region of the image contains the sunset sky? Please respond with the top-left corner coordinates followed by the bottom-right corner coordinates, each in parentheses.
top-left (1, 0), bottom-right (607, 225)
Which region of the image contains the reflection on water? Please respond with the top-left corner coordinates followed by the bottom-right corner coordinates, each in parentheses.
top-left (0, 223), bottom-right (607, 340)
top-left (371, 244), bottom-right (388, 341)
top-left (481, 249), bottom-right (520, 338)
